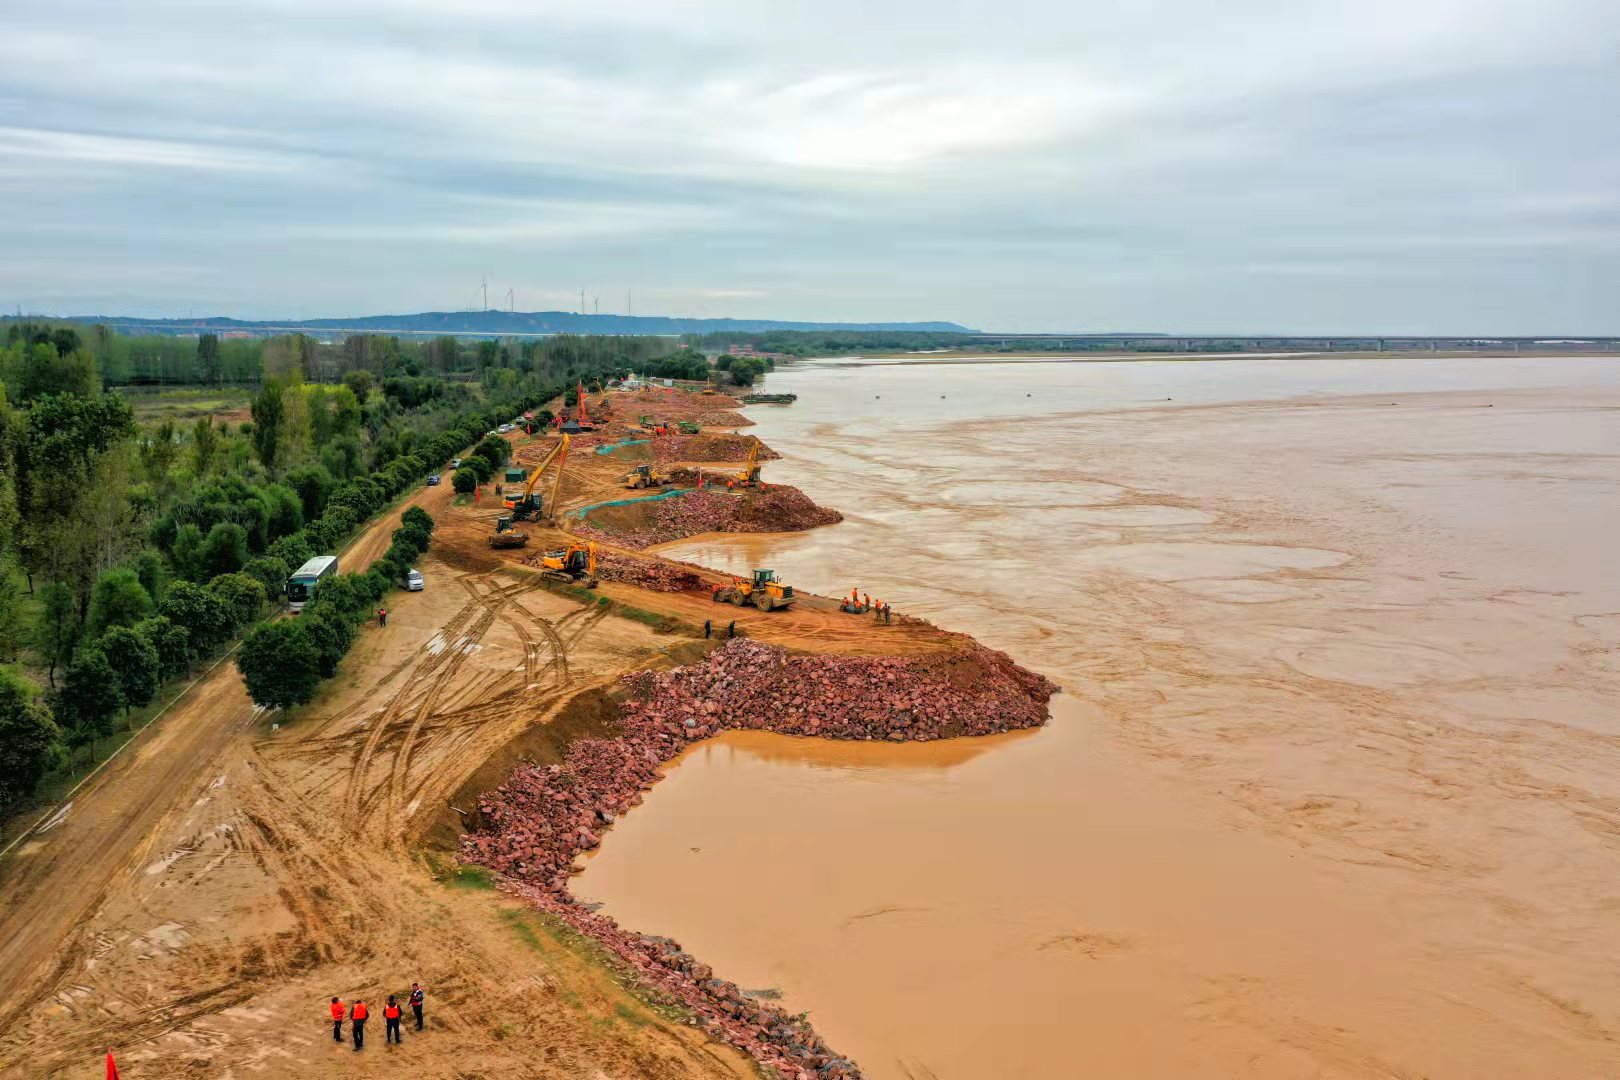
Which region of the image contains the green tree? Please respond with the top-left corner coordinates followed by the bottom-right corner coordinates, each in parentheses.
top-left (135, 615), bottom-right (191, 680)
top-left (191, 415), bottom-right (220, 474)
top-left (32, 581), bottom-right (81, 686)
top-left (473, 435), bottom-right (510, 469)
top-left (128, 548), bottom-right (168, 604)
top-left (402, 506), bottom-right (433, 534)
top-left (57, 646), bottom-right (122, 757)
top-left (302, 603), bottom-right (356, 677)
top-left (197, 333), bottom-right (221, 384)
top-left (285, 464), bottom-right (334, 521)
top-left (237, 620), bottom-right (322, 709)
top-left (0, 670), bottom-right (63, 809)
top-left (171, 522), bottom-right (205, 581)
top-left (242, 555), bottom-right (291, 600)
top-left (98, 625), bottom-right (161, 714)
top-left (343, 369), bottom-right (374, 401)
top-left (197, 522), bottom-right (249, 579)
top-left (728, 356), bottom-right (766, 386)
top-left (250, 378), bottom-right (284, 468)
top-left (0, 556), bottom-right (27, 663)
top-left (206, 572), bottom-right (268, 632)
top-left (86, 568), bottom-right (154, 637)
top-left (260, 485), bottom-right (304, 540)
top-left (158, 581), bottom-right (232, 658)
top-left (452, 467), bottom-right (478, 494)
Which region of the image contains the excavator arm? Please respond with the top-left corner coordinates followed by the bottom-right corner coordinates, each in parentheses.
top-left (510, 433), bottom-right (570, 516)
top-left (546, 434), bottom-right (570, 522)
top-left (737, 438), bottom-right (760, 484)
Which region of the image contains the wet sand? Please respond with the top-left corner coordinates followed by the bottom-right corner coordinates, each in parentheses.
top-left (579, 357), bottom-right (1620, 1078)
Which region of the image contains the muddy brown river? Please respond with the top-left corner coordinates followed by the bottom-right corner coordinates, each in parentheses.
top-left (578, 356), bottom-right (1620, 1078)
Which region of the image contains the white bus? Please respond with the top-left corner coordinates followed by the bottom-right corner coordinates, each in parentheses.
top-left (287, 555), bottom-right (339, 613)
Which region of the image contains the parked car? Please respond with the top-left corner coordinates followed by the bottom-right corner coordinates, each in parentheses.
top-left (426, 473), bottom-right (441, 486)
top-left (406, 569), bottom-right (425, 591)
top-left (449, 457), bottom-right (461, 468)
top-left (498, 423), bottom-right (514, 433)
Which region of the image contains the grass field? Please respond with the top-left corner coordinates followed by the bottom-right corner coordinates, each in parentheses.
top-left (116, 385), bottom-right (254, 424)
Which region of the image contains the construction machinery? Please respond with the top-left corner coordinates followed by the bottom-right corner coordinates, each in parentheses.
top-left (505, 434), bottom-right (570, 522)
top-left (735, 437), bottom-right (763, 488)
top-left (677, 420), bottom-right (701, 434)
top-left (621, 463), bottom-right (670, 490)
top-left (538, 542), bottom-right (598, 587)
top-left (712, 569), bottom-right (795, 611)
top-left (573, 381), bottom-right (597, 431)
top-left (489, 514), bottom-right (529, 549)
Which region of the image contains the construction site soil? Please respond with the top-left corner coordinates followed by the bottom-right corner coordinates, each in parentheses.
top-left (0, 404), bottom-right (1047, 1079)
top-left (576, 487), bottom-right (843, 550)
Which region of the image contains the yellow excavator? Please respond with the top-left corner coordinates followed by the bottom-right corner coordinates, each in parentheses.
top-left (622, 463), bottom-right (670, 490)
top-left (538, 541), bottom-right (598, 587)
top-left (735, 437), bottom-right (763, 488)
top-left (505, 433), bottom-right (570, 522)
top-left (712, 569), bottom-right (795, 611)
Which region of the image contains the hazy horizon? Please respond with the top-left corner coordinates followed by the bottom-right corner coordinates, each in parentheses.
top-left (3, 0), bottom-right (1617, 333)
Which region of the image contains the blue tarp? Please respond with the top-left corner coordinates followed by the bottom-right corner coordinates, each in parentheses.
top-left (570, 487), bottom-right (693, 519)
top-left (592, 438), bottom-right (650, 456)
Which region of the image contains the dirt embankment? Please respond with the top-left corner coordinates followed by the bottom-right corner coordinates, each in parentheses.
top-left (463, 638), bottom-right (1056, 1079)
top-left (578, 488), bottom-right (843, 550)
top-left (613, 388), bottom-right (752, 427)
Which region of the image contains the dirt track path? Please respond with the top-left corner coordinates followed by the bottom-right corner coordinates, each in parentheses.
top-left (0, 654), bottom-right (257, 1036)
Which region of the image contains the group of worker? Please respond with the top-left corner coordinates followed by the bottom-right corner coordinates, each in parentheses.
top-left (329, 983), bottom-right (424, 1052)
top-left (702, 618), bottom-right (737, 638)
top-left (845, 589), bottom-right (893, 624)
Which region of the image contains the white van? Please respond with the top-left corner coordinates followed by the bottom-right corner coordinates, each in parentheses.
top-left (406, 569), bottom-right (425, 591)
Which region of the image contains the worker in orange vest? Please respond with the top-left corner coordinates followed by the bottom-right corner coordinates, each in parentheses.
top-left (329, 997), bottom-right (344, 1042)
top-left (348, 999), bottom-right (369, 1051)
top-left (384, 995), bottom-right (403, 1044)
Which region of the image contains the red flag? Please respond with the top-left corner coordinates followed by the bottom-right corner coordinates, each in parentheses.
top-left (106, 1050), bottom-right (120, 1080)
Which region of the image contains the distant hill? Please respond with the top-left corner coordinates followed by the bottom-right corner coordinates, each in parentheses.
top-left (49, 310), bottom-right (976, 338)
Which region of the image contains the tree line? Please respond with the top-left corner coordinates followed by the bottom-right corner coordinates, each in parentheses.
top-left (0, 324), bottom-right (627, 814)
top-left (2, 321), bottom-right (693, 388)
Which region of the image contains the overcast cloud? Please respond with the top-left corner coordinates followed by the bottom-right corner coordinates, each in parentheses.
top-left (1, 0), bottom-right (1616, 332)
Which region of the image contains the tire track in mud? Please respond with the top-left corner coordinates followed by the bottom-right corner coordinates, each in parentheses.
top-left (371, 582), bottom-right (504, 836)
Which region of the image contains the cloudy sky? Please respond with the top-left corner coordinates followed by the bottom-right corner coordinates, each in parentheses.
top-left (2, 0), bottom-right (1617, 332)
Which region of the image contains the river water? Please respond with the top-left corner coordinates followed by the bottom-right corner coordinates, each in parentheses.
top-left (577, 356), bottom-right (1620, 1078)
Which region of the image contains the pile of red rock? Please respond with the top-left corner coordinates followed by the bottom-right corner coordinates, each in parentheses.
top-left (593, 550), bottom-right (705, 591)
top-left (462, 638), bottom-right (1056, 1079)
top-left (579, 488), bottom-right (843, 550)
top-left (647, 434), bottom-right (780, 464)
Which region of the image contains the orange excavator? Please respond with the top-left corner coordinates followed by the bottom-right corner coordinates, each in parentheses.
top-left (575, 381), bottom-right (597, 431)
top-left (504, 433), bottom-right (569, 522)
